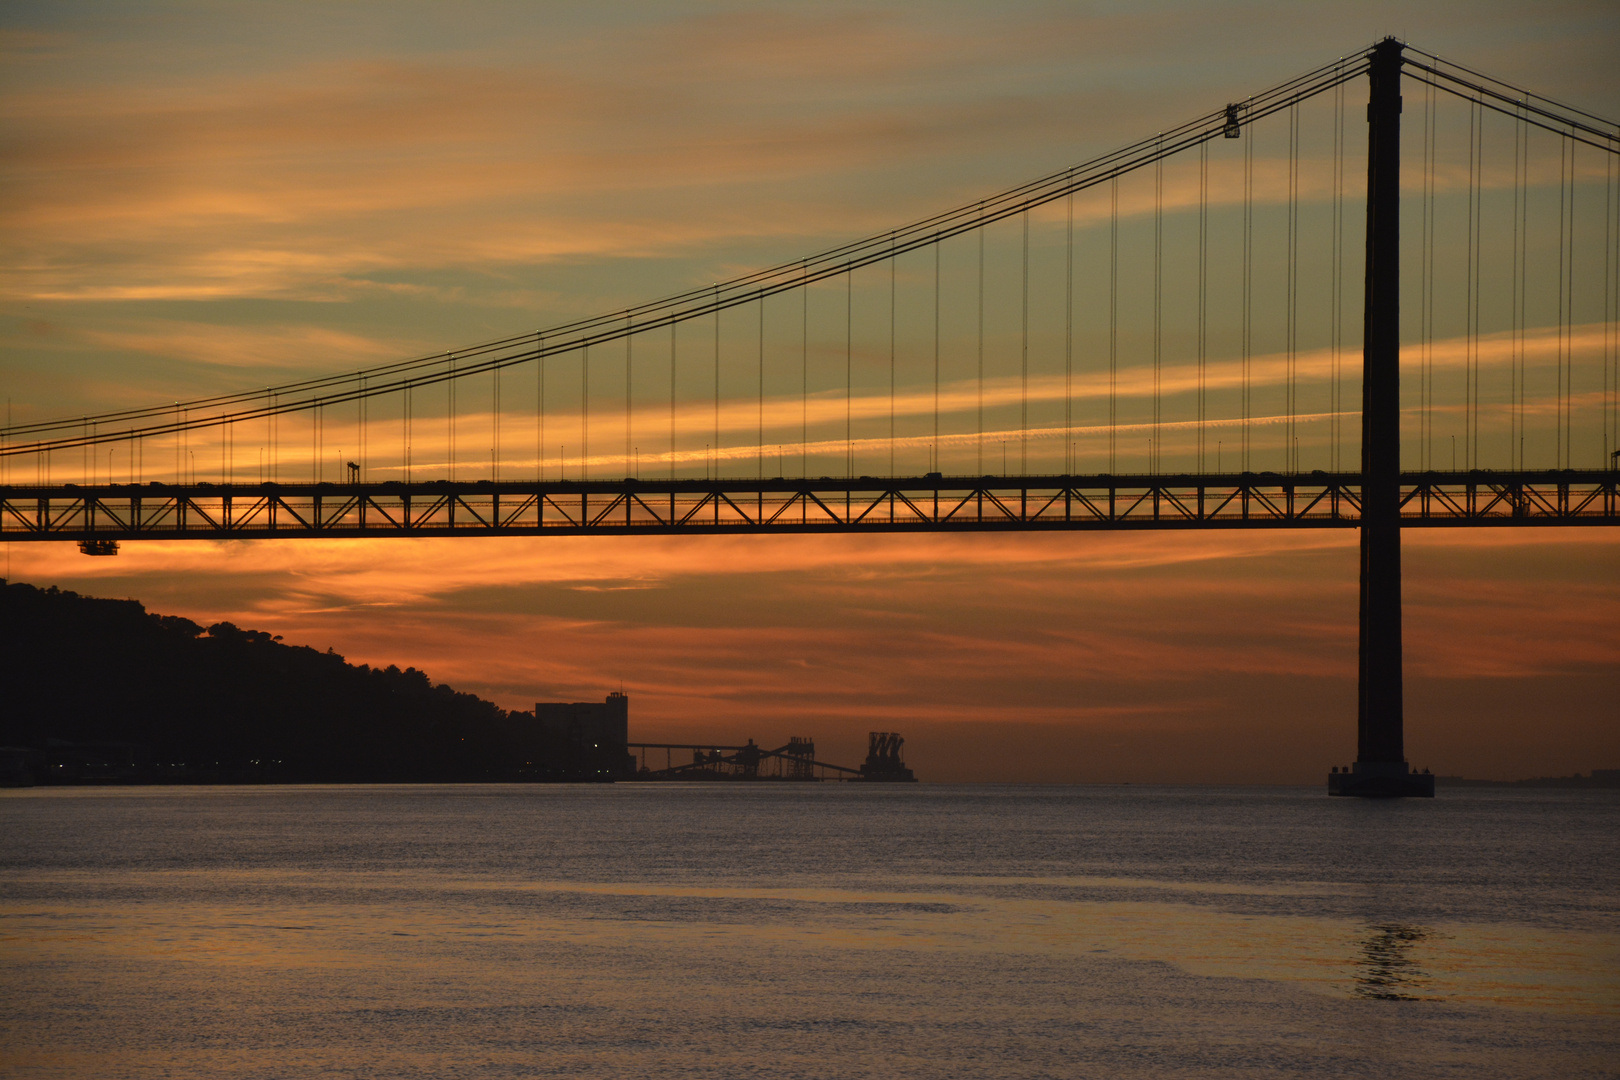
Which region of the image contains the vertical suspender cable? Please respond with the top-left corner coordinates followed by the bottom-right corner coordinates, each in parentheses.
top-left (1608, 144), bottom-right (1618, 466)
top-left (977, 205), bottom-right (985, 474)
top-left (1570, 139), bottom-right (1577, 469)
top-left (1559, 138), bottom-right (1574, 469)
top-left (1021, 210), bottom-right (1029, 474)
top-left (1198, 140), bottom-right (1208, 473)
top-left (580, 346), bottom-right (587, 481)
top-left (1572, 138), bottom-right (1584, 467)
top-left (1066, 187), bottom-right (1074, 473)
top-left (1426, 83), bottom-right (1436, 470)
top-left (544, 331), bottom-right (550, 479)
top-left (449, 354), bottom-right (456, 481)
top-left (1331, 79), bottom-right (1345, 473)
top-left (1288, 102), bottom-right (1300, 473)
top-left (1470, 101), bottom-right (1483, 469)
top-left (1513, 111), bottom-right (1526, 468)
top-left (669, 323), bottom-right (676, 480)
top-left (758, 299), bottom-right (765, 480)
top-left (625, 315), bottom-right (632, 479)
top-left (1154, 143), bottom-right (1163, 474)
top-left (1556, 139), bottom-right (1566, 468)
top-left (802, 263), bottom-right (809, 477)
top-left (1110, 177), bottom-right (1119, 473)
top-left (935, 241), bottom-right (942, 473)
top-left (1473, 103), bottom-right (1484, 471)
top-left (933, 241), bottom-right (946, 472)
top-left (1420, 81), bottom-right (1434, 472)
top-left (846, 266), bottom-right (853, 477)
top-left (1606, 139), bottom-right (1614, 467)
top-left (889, 234), bottom-right (896, 476)
top-left (714, 287), bottom-right (721, 478)
top-left (1242, 125), bottom-right (1253, 471)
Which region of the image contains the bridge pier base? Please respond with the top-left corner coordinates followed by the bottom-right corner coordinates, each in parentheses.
top-left (1330, 761), bottom-right (1434, 798)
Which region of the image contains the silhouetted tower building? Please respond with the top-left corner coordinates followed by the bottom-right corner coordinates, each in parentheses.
top-left (534, 691), bottom-right (634, 779)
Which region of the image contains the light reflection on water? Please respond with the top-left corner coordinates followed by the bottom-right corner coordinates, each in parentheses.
top-left (1353, 924), bottom-right (1434, 1001)
top-left (1, 784), bottom-right (1616, 1079)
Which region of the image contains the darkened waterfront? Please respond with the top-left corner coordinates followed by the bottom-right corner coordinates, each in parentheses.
top-left (2, 784), bottom-right (1615, 1078)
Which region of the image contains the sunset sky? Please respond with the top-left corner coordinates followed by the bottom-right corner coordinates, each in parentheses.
top-left (3, 1), bottom-right (1617, 781)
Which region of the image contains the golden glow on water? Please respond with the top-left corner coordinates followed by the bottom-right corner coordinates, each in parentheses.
top-left (2, 785), bottom-right (1616, 1078)
top-left (7, 870), bottom-right (1617, 1013)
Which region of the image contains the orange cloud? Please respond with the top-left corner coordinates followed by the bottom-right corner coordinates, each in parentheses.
top-left (9, 4), bottom-right (1598, 307)
top-left (9, 526), bottom-right (1614, 781)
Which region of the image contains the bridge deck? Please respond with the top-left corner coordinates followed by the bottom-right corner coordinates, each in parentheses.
top-left (2, 471), bottom-right (1614, 542)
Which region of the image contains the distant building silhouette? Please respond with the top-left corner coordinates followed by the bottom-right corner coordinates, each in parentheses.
top-left (1432, 768), bottom-right (1620, 789)
top-left (533, 691), bottom-right (635, 779)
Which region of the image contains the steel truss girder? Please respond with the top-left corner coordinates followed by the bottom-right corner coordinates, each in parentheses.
top-left (2, 471), bottom-right (1614, 542)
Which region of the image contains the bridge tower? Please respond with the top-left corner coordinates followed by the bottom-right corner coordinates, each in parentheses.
top-left (1331, 38), bottom-right (1433, 798)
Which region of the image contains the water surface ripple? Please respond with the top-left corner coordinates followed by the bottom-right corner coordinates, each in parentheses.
top-left (2, 784), bottom-right (1615, 1078)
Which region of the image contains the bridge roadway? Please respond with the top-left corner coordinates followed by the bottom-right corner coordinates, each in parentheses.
top-left (3, 469), bottom-right (1615, 542)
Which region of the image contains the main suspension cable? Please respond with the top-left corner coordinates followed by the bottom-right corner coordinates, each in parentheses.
top-left (6, 48), bottom-right (1379, 454)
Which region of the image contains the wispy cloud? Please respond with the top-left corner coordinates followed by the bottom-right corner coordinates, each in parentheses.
top-left (79, 320), bottom-right (420, 370)
top-left (7, 3), bottom-right (1604, 306)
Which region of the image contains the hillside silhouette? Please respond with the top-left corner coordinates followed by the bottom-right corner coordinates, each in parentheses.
top-left (0, 579), bottom-right (549, 783)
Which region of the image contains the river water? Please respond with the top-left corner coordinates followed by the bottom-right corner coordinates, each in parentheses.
top-left (1, 784), bottom-right (1615, 1078)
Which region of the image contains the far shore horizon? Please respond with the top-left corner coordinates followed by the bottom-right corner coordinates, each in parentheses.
top-left (6, 774), bottom-right (1617, 792)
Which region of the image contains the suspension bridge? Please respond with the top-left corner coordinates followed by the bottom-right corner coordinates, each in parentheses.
top-left (4, 39), bottom-right (1617, 795)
